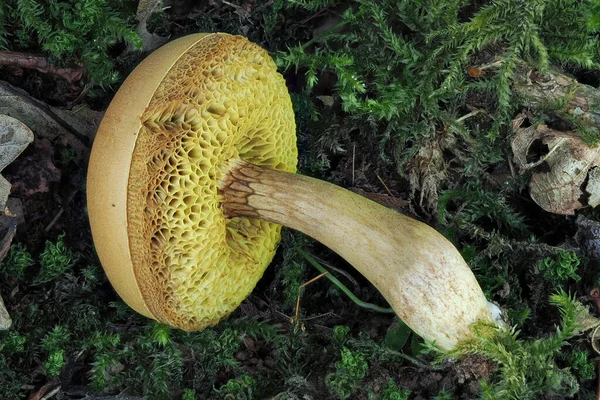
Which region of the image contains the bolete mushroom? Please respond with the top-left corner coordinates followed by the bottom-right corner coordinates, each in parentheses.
top-left (87, 33), bottom-right (499, 350)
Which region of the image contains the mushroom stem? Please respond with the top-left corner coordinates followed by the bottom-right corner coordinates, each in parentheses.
top-left (220, 159), bottom-right (497, 351)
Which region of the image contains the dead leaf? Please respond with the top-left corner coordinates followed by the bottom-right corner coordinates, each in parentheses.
top-left (0, 114), bottom-right (34, 171)
top-left (0, 294), bottom-right (10, 330)
top-left (468, 66), bottom-right (484, 78)
top-left (0, 115), bottom-right (34, 209)
top-left (222, 1), bottom-right (253, 21)
top-left (316, 95), bottom-right (335, 107)
top-left (511, 116), bottom-right (600, 215)
top-left (588, 167), bottom-right (600, 207)
top-left (0, 198), bottom-right (24, 261)
top-left (0, 176), bottom-right (10, 211)
top-left (3, 139), bottom-right (61, 197)
top-left (0, 81), bottom-right (94, 164)
top-left (0, 198), bottom-right (23, 330)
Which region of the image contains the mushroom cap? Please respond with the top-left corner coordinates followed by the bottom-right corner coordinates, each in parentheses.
top-left (87, 33), bottom-right (297, 329)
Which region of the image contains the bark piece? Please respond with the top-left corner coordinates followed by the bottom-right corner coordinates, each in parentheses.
top-left (0, 81), bottom-right (99, 162)
top-left (0, 51), bottom-right (84, 85)
top-left (514, 67), bottom-right (600, 137)
top-left (576, 215), bottom-right (600, 262)
top-left (135, 0), bottom-right (168, 52)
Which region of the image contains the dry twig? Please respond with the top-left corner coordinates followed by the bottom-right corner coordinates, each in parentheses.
top-left (0, 51), bottom-right (84, 85)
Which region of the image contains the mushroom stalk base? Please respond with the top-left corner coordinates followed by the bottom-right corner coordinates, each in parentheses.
top-left (220, 160), bottom-right (495, 350)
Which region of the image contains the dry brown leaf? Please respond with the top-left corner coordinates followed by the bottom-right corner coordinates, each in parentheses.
top-left (3, 139), bottom-right (61, 197)
top-left (511, 116), bottom-right (600, 215)
top-left (316, 95), bottom-right (335, 107)
top-left (0, 115), bottom-right (33, 210)
top-left (0, 115), bottom-right (33, 170)
top-left (0, 199), bottom-right (21, 330)
top-left (468, 66), bottom-right (484, 78)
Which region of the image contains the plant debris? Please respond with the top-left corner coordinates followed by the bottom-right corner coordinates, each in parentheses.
top-left (512, 114), bottom-right (600, 215)
top-left (2, 0), bottom-right (600, 399)
top-left (0, 115), bottom-right (33, 209)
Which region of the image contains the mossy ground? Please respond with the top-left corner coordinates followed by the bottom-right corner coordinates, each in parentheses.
top-left (2, 1), bottom-right (600, 399)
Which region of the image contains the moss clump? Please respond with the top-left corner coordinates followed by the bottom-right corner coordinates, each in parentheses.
top-left (0, 0), bottom-right (140, 87)
top-left (35, 234), bottom-right (78, 285)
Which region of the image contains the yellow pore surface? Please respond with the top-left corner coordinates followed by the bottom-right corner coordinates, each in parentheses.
top-left (127, 34), bottom-right (297, 329)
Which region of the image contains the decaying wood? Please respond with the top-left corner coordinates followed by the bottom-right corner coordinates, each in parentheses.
top-left (0, 51), bottom-right (84, 85)
top-left (511, 68), bottom-right (600, 215)
top-left (133, 0), bottom-right (168, 52)
top-left (0, 81), bottom-right (102, 162)
top-left (514, 67), bottom-right (600, 135)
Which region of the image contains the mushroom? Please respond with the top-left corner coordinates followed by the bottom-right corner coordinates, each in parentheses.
top-left (87, 33), bottom-right (499, 351)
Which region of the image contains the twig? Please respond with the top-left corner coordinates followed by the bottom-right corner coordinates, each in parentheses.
top-left (311, 254), bottom-right (360, 291)
top-left (477, 59), bottom-right (504, 71)
top-left (385, 349), bottom-right (448, 371)
top-left (44, 208), bottom-right (64, 232)
top-left (303, 311), bottom-right (337, 321)
top-left (302, 19), bottom-right (349, 50)
top-left (300, 7), bottom-right (331, 24)
top-left (40, 386), bottom-right (61, 400)
top-left (352, 143), bottom-right (356, 186)
top-left (376, 174), bottom-right (394, 197)
top-left (456, 109), bottom-right (485, 123)
top-left (45, 186), bottom-right (78, 232)
top-left (295, 271), bottom-right (329, 322)
top-left (297, 248), bottom-right (395, 314)
top-left (0, 51), bottom-right (84, 85)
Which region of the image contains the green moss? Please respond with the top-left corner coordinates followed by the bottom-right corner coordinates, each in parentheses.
top-left (379, 379), bottom-right (410, 400)
top-left (35, 234), bottom-right (78, 285)
top-left (538, 250), bottom-right (582, 288)
top-left (326, 347), bottom-right (369, 399)
top-left (1, 243), bottom-right (33, 280)
top-left (443, 292), bottom-right (588, 400)
top-left (0, 0), bottom-right (140, 87)
top-left (213, 375), bottom-right (257, 399)
top-left (569, 350), bottom-right (596, 381)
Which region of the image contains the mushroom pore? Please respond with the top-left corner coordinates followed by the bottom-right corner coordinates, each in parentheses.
top-left (87, 33), bottom-right (497, 351)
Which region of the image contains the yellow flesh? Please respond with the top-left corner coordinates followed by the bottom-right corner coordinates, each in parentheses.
top-left (126, 34), bottom-right (297, 329)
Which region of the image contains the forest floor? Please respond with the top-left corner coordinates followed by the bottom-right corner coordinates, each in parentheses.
top-left (1, 1), bottom-right (600, 399)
